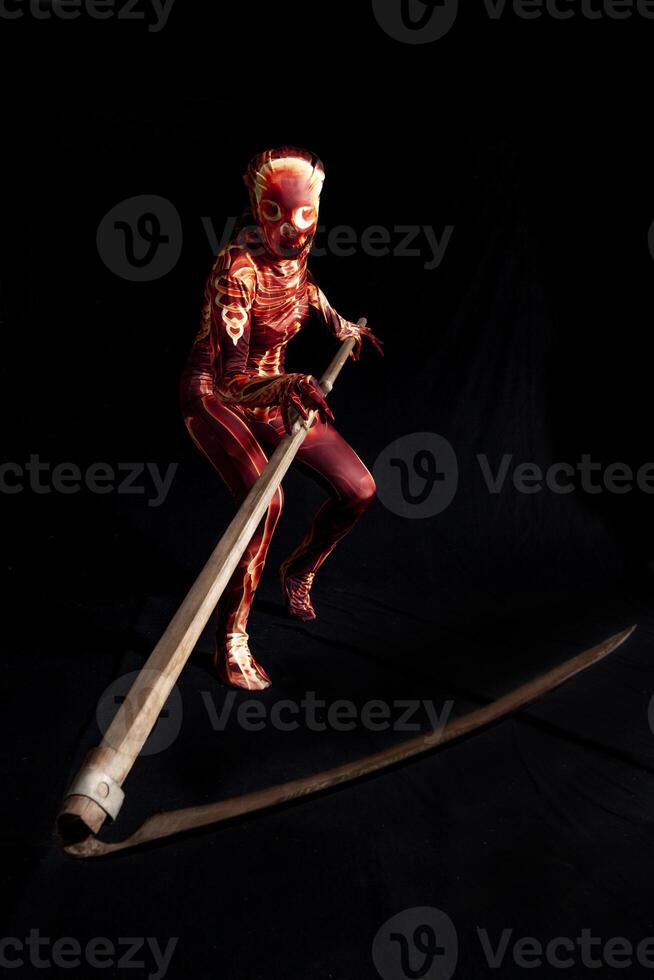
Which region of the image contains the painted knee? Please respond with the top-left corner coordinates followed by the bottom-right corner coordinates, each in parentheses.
top-left (351, 471), bottom-right (376, 509)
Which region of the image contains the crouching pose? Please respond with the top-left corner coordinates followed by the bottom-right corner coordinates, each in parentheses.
top-left (180, 146), bottom-right (383, 691)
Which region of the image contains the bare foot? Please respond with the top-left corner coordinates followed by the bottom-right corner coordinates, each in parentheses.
top-left (281, 570), bottom-right (316, 621)
top-left (214, 633), bottom-right (271, 690)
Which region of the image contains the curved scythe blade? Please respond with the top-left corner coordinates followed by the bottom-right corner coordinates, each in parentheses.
top-left (64, 625), bottom-right (637, 859)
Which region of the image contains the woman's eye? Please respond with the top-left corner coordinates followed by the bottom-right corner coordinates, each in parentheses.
top-left (295, 206), bottom-right (316, 230)
top-left (260, 200), bottom-right (281, 222)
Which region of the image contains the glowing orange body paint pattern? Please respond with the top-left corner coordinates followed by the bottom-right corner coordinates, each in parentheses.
top-left (179, 147), bottom-right (381, 690)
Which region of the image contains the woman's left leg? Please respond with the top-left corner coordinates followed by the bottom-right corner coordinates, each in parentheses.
top-left (251, 412), bottom-right (377, 620)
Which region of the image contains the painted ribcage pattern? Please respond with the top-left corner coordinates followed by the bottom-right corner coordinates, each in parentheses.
top-left (249, 259), bottom-right (308, 376)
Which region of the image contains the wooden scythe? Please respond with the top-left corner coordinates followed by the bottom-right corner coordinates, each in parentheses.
top-left (58, 332), bottom-right (360, 847)
top-left (62, 625), bottom-right (636, 858)
top-left (57, 324), bottom-right (638, 858)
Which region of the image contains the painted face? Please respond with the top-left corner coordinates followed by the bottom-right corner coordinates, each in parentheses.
top-left (245, 152), bottom-right (325, 260)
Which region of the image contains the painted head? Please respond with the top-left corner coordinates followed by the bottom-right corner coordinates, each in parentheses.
top-left (244, 146), bottom-right (325, 259)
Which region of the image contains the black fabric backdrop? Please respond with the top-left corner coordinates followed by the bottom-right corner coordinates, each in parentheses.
top-left (2, 3), bottom-right (654, 978)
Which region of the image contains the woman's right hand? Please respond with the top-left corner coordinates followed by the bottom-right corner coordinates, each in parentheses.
top-left (281, 375), bottom-right (335, 435)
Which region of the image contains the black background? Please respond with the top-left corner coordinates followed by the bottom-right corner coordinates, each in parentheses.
top-left (3, 1), bottom-right (654, 978)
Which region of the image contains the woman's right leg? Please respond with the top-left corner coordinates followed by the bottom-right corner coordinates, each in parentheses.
top-left (182, 393), bottom-right (284, 690)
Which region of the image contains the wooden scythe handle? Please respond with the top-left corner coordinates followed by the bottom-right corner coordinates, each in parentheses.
top-left (58, 331), bottom-right (360, 843)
